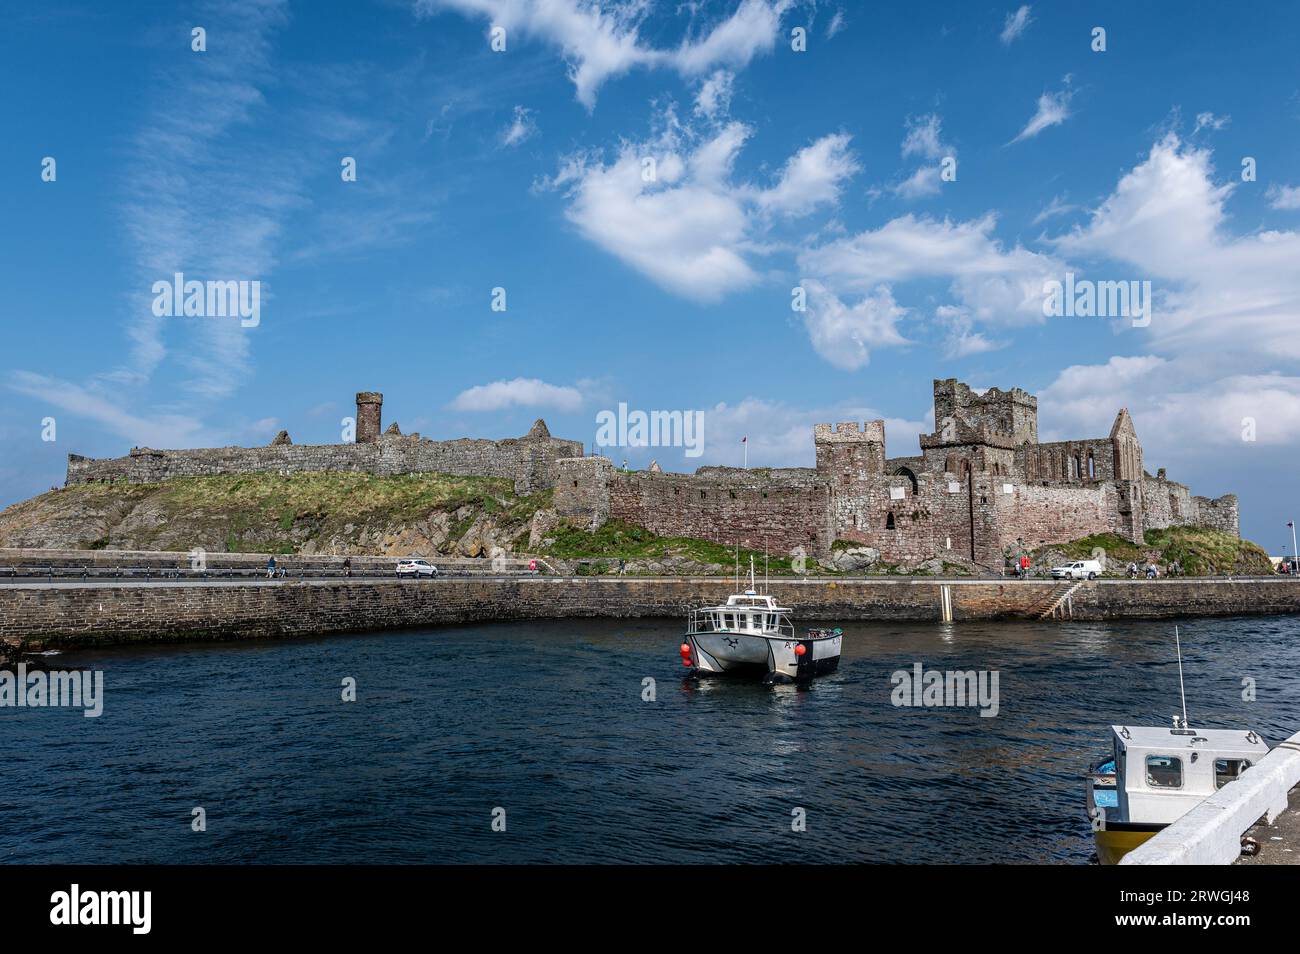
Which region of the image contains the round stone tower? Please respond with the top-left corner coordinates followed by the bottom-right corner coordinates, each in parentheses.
top-left (355, 392), bottom-right (383, 444)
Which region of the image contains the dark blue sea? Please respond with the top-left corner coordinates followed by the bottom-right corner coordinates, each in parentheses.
top-left (3, 616), bottom-right (1298, 864)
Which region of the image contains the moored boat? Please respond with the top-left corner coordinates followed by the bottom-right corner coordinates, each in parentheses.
top-left (1086, 721), bottom-right (1268, 864)
top-left (679, 560), bottom-right (842, 684)
top-left (1084, 625), bottom-right (1269, 864)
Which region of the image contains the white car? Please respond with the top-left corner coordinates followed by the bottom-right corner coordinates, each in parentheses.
top-left (1050, 559), bottom-right (1102, 580)
top-left (396, 559), bottom-right (438, 578)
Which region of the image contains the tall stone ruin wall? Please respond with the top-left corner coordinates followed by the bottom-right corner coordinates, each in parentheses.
top-left (67, 433), bottom-right (582, 495)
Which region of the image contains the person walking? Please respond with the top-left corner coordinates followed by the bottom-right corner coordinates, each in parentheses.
top-left (266, 556), bottom-right (277, 579)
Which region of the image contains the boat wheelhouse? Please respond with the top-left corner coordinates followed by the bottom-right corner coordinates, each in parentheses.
top-left (1086, 721), bottom-right (1269, 864)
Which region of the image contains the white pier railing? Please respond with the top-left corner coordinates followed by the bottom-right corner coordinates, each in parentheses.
top-left (1122, 729), bottom-right (1300, 865)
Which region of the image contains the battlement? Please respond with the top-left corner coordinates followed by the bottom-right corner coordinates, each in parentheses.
top-left (814, 420), bottom-right (886, 444)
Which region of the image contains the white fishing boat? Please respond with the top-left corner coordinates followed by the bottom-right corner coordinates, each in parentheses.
top-left (1084, 626), bottom-right (1270, 864)
top-left (678, 558), bottom-right (842, 684)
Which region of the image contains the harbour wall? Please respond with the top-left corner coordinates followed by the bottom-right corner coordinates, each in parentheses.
top-left (3, 577), bottom-right (1300, 655)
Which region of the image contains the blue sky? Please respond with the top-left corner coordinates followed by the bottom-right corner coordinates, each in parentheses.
top-left (3, 1), bottom-right (1299, 548)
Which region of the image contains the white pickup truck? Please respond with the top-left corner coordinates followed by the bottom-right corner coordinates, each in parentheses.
top-left (1050, 559), bottom-right (1102, 580)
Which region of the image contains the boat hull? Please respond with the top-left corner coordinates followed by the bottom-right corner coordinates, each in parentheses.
top-left (686, 631), bottom-right (842, 682)
top-left (1094, 825), bottom-right (1164, 865)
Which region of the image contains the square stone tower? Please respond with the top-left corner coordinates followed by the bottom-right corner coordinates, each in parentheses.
top-left (814, 421), bottom-right (887, 484)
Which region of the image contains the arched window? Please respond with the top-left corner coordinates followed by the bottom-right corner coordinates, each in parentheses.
top-left (886, 513), bottom-right (896, 530)
top-left (893, 466), bottom-right (919, 496)
top-left (1088, 452), bottom-right (1096, 479)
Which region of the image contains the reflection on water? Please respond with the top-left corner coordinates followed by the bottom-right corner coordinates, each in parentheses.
top-left (1, 615), bottom-right (1297, 864)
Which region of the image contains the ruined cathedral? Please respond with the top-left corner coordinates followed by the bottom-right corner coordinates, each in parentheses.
top-left (554, 379), bottom-right (1238, 567)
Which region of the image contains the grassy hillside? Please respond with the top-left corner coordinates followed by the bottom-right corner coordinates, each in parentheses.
top-left (1034, 526), bottom-right (1272, 576)
top-left (0, 473), bottom-right (552, 556)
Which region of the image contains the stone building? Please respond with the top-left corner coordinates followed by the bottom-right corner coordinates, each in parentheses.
top-left (553, 378), bottom-right (1238, 567)
top-left (65, 392), bottom-right (584, 496)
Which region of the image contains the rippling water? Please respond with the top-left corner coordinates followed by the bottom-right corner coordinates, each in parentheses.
top-left (3, 615), bottom-right (1298, 864)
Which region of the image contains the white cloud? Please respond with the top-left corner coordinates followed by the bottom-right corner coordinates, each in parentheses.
top-left (1037, 134), bottom-right (1300, 452)
top-left (825, 9), bottom-right (845, 39)
top-left (893, 165), bottom-right (941, 199)
top-left (1193, 111), bottom-right (1230, 134)
top-left (757, 133), bottom-right (860, 215)
top-left (935, 305), bottom-right (1006, 358)
top-left (799, 213), bottom-right (1064, 326)
top-left (1010, 78), bottom-right (1073, 143)
top-left (894, 114), bottom-right (951, 200)
top-left (901, 113), bottom-right (944, 160)
top-left (999, 5), bottom-right (1033, 45)
top-left (796, 279), bottom-right (909, 371)
top-left (450, 377), bottom-right (584, 412)
top-left (1267, 184), bottom-right (1300, 210)
top-left (1040, 358), bottom-right (1300, 453)
top-left (499, 105), bottom-right (538, 146)
top-left (417, 0), bottom-right (792, 109)
top-left (693, 69), bottom-right (734, 119)
top-left (543, 113), bottom-right (857, 301)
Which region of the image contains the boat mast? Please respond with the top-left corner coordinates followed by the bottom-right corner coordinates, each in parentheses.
top-left (1175, 624), bottom-right (1189, 728)
top-left (749, 555), bottom-right (756, 592)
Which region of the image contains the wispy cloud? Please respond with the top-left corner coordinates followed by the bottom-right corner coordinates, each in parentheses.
top-left (499, 104), bottom-right (538, 146)
top-left (999, 5), bottom-right (1033, 45)
top-left (1010, 77), bottom-right (1073, 143)
top-left (1193, 111), bottom-right (1230, 134)
top-left (1032, 193), bottom-right (1079, 224)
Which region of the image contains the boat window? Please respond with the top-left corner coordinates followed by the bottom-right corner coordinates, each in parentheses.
top-left (765, 613), bottom-right (775, 630)
top-left (1214, 759), bottom-right (1251, 789)
top-left (1145, 755), bottom-right (1183, 788)
top-left (723, 613), bottom-right (735, 629)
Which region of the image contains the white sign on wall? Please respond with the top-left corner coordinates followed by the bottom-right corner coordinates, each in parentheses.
top-left (889, 486), bottom-right (906, 500)
top-left (948, 481), bottom-right (961, 493)
top-left (1002, 483), bottom-right (1014, 495)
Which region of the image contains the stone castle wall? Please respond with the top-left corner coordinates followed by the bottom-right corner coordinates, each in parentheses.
top-left (65, 392), bottom-right (582, 495)
top-left (554, 378), bottom-right (1239, 567)
top-left (67, 434), bottom-right (582, 494)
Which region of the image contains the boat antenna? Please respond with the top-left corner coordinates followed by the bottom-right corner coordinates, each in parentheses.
top-left (735, 543), bottom-right (739, 590)
top-left (764, 537), bottom-right (769, 594)
top-left (749, 554), bottom-right (756, 592)
top-left (1175, 624), bottom-right (1189, 728)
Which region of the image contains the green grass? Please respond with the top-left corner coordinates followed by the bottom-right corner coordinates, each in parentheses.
top-left (1142, 526), bottom-right (1272, 575)
top-left (1032, 526), bottom-right (1272, 576)
top-left (539, 519), bottom-right (807, 574)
